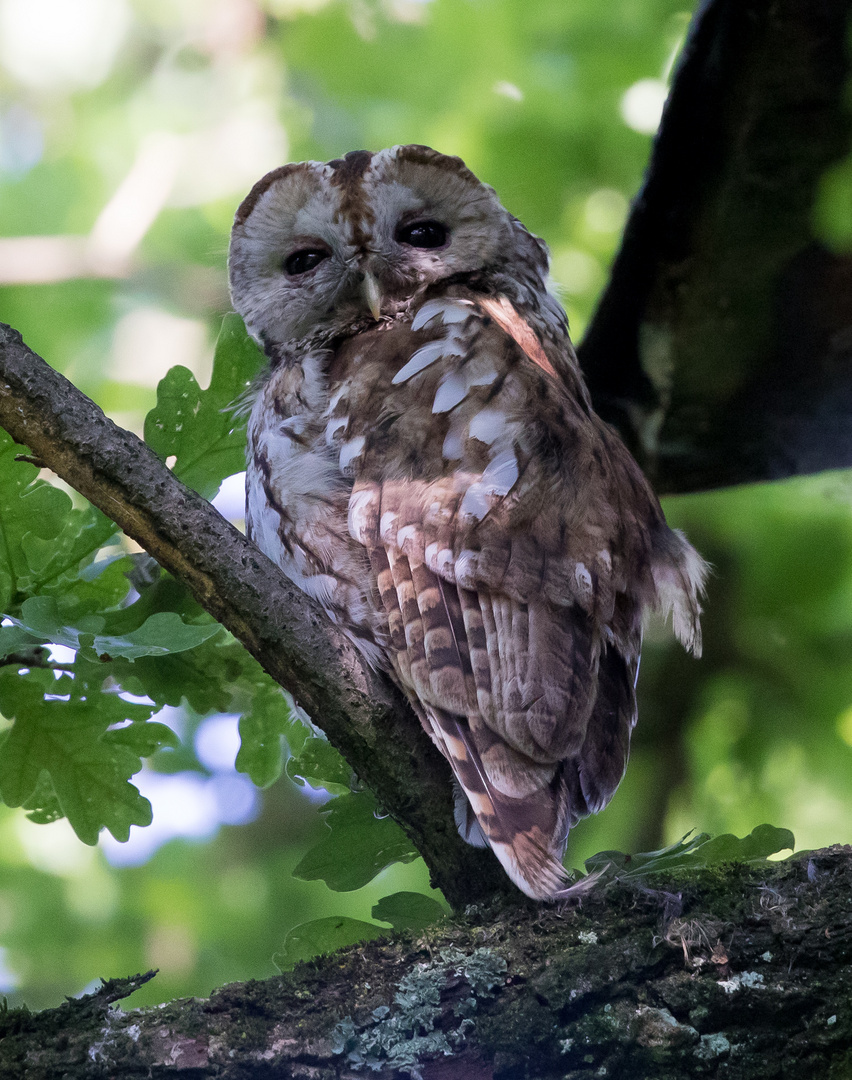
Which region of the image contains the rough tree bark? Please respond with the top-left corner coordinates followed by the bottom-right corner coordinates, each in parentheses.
top-left (2, 848), bottom-right (851, 1078)
top-left (1, 0), bottom-right (851, 1076)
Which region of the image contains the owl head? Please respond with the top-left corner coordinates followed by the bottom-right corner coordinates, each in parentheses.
top-left (229, 144), bottom-right (550, 349)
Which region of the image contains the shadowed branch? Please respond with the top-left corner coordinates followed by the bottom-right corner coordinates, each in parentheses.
top-left (0, 320), bottom-right (514, 909)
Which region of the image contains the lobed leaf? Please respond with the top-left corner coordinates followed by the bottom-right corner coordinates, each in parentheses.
top-left (372, 891), bottom-right (447, 931)
top-left (0, 667), bottom-right (163, 844)
top-left (104, 721), bottom-right (181, 758)
top-left (6, 595), bottom-right (220, 661)
top-left (143, 313), bottom-right (264, 500)
top-left (293, 791), bottom-right (418, 891)
top-left (285, 735), bottom-right (352, 794)
top-left (235, 682), bottom-right (299, 788)
top-left (0, 431), bottom-right (119, 613)
top-left (274, 916), bottom-right (384, 971)
top-left (92, 611), bottom-right (222, 660)
top-left (584, 824), bottom-right (796, 881)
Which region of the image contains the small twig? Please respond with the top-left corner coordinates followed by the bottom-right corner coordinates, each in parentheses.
top-left (14, 453), bottom-right (47, 469)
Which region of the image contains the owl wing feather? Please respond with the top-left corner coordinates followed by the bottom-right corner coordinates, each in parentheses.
top-left (337, 294), bottom-right (703, 899)
top-left (234, 148), bottom-right (705, 902)
top-left (349, 477), bottom-right (588, 898)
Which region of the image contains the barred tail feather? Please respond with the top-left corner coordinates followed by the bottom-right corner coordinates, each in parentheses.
top-left (452, 779), bottom-right (489, 848)
top-left (427, 706), bottom-right (576, 900)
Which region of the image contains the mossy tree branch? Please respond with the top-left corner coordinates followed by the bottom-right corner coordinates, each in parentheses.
top-left (2, 3), bottom-right (852, 1070)
top-left (1, 0), bottom-right (850, 913)
top-left (2, 848), bottom-right (851, 1079)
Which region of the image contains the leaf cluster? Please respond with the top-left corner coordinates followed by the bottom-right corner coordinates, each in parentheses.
top-left (0, 315), bottom-right (428, 947)
top-left (584, 824), bottom-right (796, 882)
top-left (0, 325), bottom-right (265, 831)
top-left (1, 0), bottom-right (852, 1015)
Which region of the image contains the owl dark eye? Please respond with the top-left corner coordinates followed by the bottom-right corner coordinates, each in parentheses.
top-left (396, 220), bottom-right (449, 249)
top-left (284, 249), bottom-right (329, 276)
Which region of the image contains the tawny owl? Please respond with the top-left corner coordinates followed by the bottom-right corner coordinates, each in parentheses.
top-left (229, 145), bottom-right (706, 900)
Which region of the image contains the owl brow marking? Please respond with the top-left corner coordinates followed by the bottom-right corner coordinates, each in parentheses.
top-left (328, 149), bottom-right (376, 248)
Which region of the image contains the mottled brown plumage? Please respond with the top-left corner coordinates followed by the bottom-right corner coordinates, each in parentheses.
top-left (229, 145), bottom-right (706, 900)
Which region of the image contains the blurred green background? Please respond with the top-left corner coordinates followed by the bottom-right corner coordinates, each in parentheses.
top-left (1, 0), bottom-right (851, 1012)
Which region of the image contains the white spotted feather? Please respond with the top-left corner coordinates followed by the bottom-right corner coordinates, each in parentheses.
top-left (230, 144), bottom-right (706, 901)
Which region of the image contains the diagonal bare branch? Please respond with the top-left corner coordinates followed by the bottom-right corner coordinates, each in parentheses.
top-left (0, 320), bottom-right (514, 908)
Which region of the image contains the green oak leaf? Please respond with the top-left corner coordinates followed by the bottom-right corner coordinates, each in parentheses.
top-left (285, 735), bottom-right (353, 794)
top-left (21, 771), bottom-right (64, 825)
top-left (107, 642), bottom-right (242, 714)
top-left (143, 313), bottom-right (265, 499)
top-left (235, 682), bottom-right (301, 788)
top-left (0, 668), bottom-right (162, 844)
top-left (293, 791), bottom-right (418, 891)
top-left (0, 624), bottom-right (46, 660)
top-left (274, 917), bottom-right (384, 971)
top-left (103, 721), bottom-right (181, 758)
top-left (7, 595), bottom-right (220, 661)
top-left (4, 595), bottom-right (104, 652)
top-left (92, 611), bottom-right (222, 660)
top-left (584, 824), bottom-right (796, 881)
top-left (371, 891), bottom-right (447, 931)
top-left (0, 431), bottom-right (119, 612)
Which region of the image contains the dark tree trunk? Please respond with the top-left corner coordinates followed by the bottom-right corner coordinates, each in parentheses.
top-left (580, 0), bottom-right (852, 494)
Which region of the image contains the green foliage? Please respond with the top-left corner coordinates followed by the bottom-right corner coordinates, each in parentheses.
top-left (235, 683), bottom-right (304, 789)
top-left (292, 792), bottom-right (419, 892)
top-left (285, 735), bottom-right (353, 794)
top-left (0, 290), bottom-right (437, 1006)
top-left (0, 314), bottom-right (284, 849)
top-left (279, 826), bottom-right (794, 982)
top-left (0, 665), bottom-right (170, 843)
top-left (0, 0), bottom-right (851, 1017)
top-left (814, 152), bottom-right (852, 253)
top-left (144, 314), bottom-right (264, 500)
top-left (0, 291), bottom-right (439, 1008)
top-left (282, 732), bottom-right (423, 896)
top-left (208, 887), bottom-right (447, 972)
top-left (275, 916), bottom-right (385, 970)
top-left (371, 891), bottom-right (447, 932)
top-left (0, 435), bottom-right (118, 613)
top-left (584, 824), bottom-right (795, 882)
top-left (0, 429), bottom-right (175, 841)
top-left (6, 596), bottom-right (221, 661)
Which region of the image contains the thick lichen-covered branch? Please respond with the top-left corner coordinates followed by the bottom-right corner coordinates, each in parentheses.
top-left (2, 848), bottom-right (851, 1079)
top-left (0, 320), bottom-right (513, 908)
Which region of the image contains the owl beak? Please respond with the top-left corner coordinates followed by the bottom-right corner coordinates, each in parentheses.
top-left (362, 271), bottom-right (382, 321)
